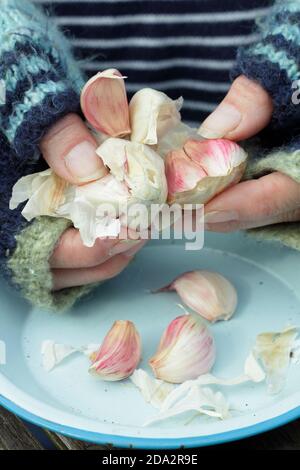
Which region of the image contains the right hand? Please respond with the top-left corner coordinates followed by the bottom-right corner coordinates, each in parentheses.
top-left (40, 113), bottom-right (145, 291)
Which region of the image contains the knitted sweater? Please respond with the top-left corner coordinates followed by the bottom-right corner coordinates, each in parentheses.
top-left (0, 0), bottom-right (300, 310)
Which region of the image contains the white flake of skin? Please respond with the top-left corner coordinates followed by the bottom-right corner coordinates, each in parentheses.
top-left (130, 369), bottom-right (174, 409)
top-left (143, 385), bottom-right (230, 427)
top-left (41, 341), bottom-right (99, 372)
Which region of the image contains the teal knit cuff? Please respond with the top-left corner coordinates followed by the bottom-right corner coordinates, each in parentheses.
top-left (8, 216), bottom-right (96, 311)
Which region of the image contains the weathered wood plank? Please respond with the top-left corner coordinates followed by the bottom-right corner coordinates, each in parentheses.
top-left (0, 406), bottom-right (44, 450)
top-left (45, 431), bottom-right (114, 450)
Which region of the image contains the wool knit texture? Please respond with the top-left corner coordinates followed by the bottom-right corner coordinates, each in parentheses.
top-left (1, 0), bottom-right (300, 310)
top-left (0, 0), bottom-right (91, 309)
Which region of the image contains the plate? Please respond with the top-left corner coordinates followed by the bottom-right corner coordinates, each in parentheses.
top-left (1, 231), bottom-right (300, 448)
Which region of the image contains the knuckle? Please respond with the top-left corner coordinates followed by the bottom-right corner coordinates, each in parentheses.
top-left (41, 113), bottom-right (83, 148)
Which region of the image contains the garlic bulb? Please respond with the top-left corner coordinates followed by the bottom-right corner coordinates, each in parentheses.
top-left (10, 69), bottom-right (248, 248)
top-left (80, 68), bottom-right (131, 137)
top-left (149, 314), bottom-right (216, 384)
top-left (156, 270), bottom-right (237, 322)
top-left (165, 138), bottom-right (247, 205)
top-left (129, 88), bottom-right (182, 145)
top-left (89, 320), bottom-right (141, 381)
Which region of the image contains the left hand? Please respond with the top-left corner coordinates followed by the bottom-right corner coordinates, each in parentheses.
top-left (198, 75), bottom-right (300, 231)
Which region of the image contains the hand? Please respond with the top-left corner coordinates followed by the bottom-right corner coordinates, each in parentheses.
top-left (40, 113), bottom-right (146, 290)
top-left (198, 75), bottom-right (300, 231)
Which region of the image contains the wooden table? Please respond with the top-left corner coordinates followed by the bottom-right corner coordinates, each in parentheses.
top-left (1, 406), bottom-right (300, 450)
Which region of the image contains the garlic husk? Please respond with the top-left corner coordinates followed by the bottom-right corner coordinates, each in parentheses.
top-left (89, 320), bottom-right (141, 381)
top-left (130, 369), bottom-right (174, 409)
top-left (166, 138), bottom-right (247, 205)
top-left (149, 314), bottom-right (216, 384)
top-left (253, 327), bottom-right (298, 395)
top-left (143, 385), bottom-right (229, 426)
top-left (161, 351), bottom-right (265, 413)
top-left (156, 270), bottom-right (237, 322)
top-left (41, 340), bottom-right (99, 372)
top-left (129, 88), bottom-right (182, 145)
top-left (80, 68), bottom-right (131, 138)
top-left (9, 169), bottom-right (74, 219)
top-left (10, 136), bottom-right (168, 247)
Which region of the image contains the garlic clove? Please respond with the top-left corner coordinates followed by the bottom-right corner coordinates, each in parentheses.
top-left (97, 137), bottom-right (168, 203)
top-left (166, 138), bottom-right (247, 205)
top-left (155, 270), bottom-right (237, 323)
top-left (149, 314), bottom-right (216, 384)
top-left (129, 88), bottom-right (182, 145)
top-left (165, 148), bottom-right (207, 196)
top-left (80, 69), bottom-right (131, 138)
top-left (89, 320), bottom-right (141, 381)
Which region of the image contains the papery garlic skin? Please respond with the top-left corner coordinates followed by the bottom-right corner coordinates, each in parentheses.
top-left (149, 314), bottom-right (216, 384)
top-left (166, 138), bottom-right (247, 205)
top-left (80, 68), bottom-right (131, 138)
top-left (129, 88), bottom-right (183, 145)
top-left (9, 169), bottom-right (75, 220)
top-left (253, 327), bottom-right (298, 395)
top-left (89, 320), bottom-right (141, 381)
top-left (156, 270), bottom-right (237, 323)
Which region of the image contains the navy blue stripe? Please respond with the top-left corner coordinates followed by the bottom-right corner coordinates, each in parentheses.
top-left (74, 44), bottom-right (239, 62)
top-left (61, 20), bottom-right (258, 40)
top-left (84, 66), bottom-right (231, 84)
top-left (38, 0), bottom-right (273, 16)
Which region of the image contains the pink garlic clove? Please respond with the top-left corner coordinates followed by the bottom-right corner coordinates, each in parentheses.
top-left (166, 138), bottom-right (247, 205)
top-left (89, 320), bottom-right (141, 381)
top-left (155, 270), bottom-right (237, 323)
top-left (80, 69), bottom-right (131, 138)
top-left (149, 314), bottom-right (216, 384)
top-left (165, 148), bottom-right (207, 196)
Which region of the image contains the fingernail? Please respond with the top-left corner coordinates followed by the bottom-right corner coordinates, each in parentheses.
top-left (109, 239), bottom-right (142, 256)
top-left (64, 141), bottom-right (106, 183)
top-left (204, 210), bottom-right (239, 223)
top-left (198, 103), bottom-right (242, 139)
top-left (124, 240), bottom-right (146, 257)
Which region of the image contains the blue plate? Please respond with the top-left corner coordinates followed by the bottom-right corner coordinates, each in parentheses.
top-left (1, 232), bottom-right (300, 448)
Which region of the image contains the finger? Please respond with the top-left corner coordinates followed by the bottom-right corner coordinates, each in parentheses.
top-left (52, 249), bottom-right (144, 290)
top-left (50, 227), bottom-right (145, 269)
top-left (40, 113), bottom-right (107, 185)
top-left (198, 75), bottom-right (273, 141)
top-left (204, 172), bottom-right (300, 231)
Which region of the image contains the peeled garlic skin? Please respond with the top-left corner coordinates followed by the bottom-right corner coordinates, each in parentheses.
top-left (89, 320), bottom-right (141, 381)
top-left (166, 138), bottom-right (247, 205)
top-left (149, 314), bottom-right (216, 384)
top-left (158, 271), bottom-right (237, 323)
top-left (80, 68), bottom-right (131, 138)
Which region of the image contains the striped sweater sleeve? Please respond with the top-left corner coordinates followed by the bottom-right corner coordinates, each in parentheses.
top-left (232, 0), bottom-right (300, 132)
top-left (232, 0), bottom-right (300, 251)
top-left (0, 0), bottom-right (94, 310)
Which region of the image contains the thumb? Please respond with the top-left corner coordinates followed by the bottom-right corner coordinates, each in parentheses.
top-left (198, 75), bottom-right (273, 141)
top-left (40, 113), bottom-right (107, 185)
